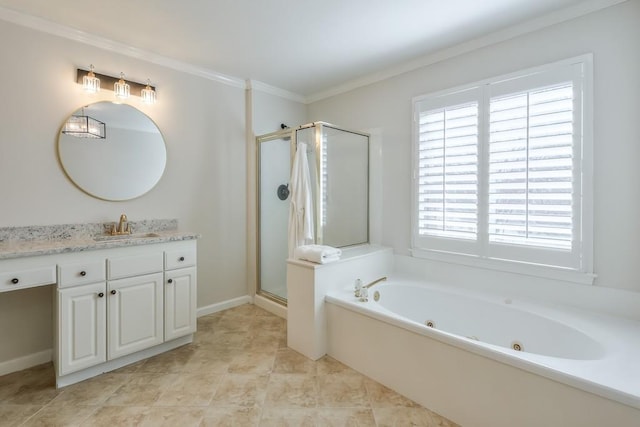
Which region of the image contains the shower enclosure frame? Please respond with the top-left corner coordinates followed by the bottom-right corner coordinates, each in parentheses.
top-left (256, 121), bottom-right (370, 306)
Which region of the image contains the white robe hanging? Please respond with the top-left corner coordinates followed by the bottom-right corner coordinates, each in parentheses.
top-left (288, 142), bottom-right (315, 258)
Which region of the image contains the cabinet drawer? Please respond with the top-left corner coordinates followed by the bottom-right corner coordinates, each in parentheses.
top-left (107, 252), bottom-right (163, 280)
top-left (0, 265), bottom-right (56, 292)
top-left (165, 248), bottom-right (196, 270)
top-left (59, 260), bottom-right (105, 288)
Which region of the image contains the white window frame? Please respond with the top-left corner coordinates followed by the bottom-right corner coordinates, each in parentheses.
top-left (411, 55), bottom-right (594, 285)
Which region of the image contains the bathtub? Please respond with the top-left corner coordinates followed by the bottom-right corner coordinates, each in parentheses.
top-left (325, 277), bottom-right (640, 427)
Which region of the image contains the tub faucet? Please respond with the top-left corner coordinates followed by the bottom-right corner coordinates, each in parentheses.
top-left (363, 276), bottom-right (387, 289)
top-left (111, 213), bottom-right (131, 235)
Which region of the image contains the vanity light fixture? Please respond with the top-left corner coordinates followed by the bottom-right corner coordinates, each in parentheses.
top-left (82, 64), bottom-right (100, 94)
top-left (76, 68), bottom-right (157, 103)
top-left (141, 79), bottom-right (156, 105)
top-left (62, 107), bottom-right (106, 139)
top-left (114, 72), bottom-right (130, 100)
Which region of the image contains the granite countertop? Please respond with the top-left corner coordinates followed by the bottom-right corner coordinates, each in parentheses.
top-left (0, 219), bottom-right (199, 260)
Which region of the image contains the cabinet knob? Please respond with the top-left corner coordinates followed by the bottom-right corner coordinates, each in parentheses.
top-left (80, 271), bottom-right (87, 277)
top-left (167, 279), bottom-right (173, 284)
top-left (110, 290), bottom-right (117, 295)
top-left (97, 292), bottom-right (104, 298)
top-left (11, 278), bottom-right (19, 284)
top-left (179, 256), bottom-right (185, 262)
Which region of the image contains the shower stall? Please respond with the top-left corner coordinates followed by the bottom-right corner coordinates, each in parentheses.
top-left (256, 122), bottom-right (369, 304)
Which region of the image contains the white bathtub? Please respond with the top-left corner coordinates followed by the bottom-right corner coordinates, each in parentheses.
top-left (325, 277), bottom-right (640, 427)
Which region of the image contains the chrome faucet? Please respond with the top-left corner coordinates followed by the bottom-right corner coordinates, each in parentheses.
top-left (356, 276), bottom-right (387, 302)
top-left (363, 276), bottom-right (387, 289)
top-left (111, 214), bottom-right (131, 235)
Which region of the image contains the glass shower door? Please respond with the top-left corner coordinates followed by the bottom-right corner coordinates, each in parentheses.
top-left (257, 135), bottom-right (291, 302)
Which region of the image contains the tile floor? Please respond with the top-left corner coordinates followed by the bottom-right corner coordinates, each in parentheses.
top-left (0, 304), bottom-right (458, 426)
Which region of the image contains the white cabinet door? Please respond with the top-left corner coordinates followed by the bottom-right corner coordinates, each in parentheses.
top-left (164, 267), bottom-right (197, 341)
top-left (107, 272), bottom-right (163, 359)
top-left (58, 282), bottom-right (107, 375)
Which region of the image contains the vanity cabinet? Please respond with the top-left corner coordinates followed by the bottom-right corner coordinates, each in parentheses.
top-left (43, 239), bottom-right (198, 385)
top-left (164, 249), bottom-right (197, 341)
top-left (107, 272), bottom-right (164, 359)
top-left (0, 256), bottom-right (56, 292)
top-left (106, 253), bottom-right (164, 360)
top-left (58, 282), bottom-right (107, 375)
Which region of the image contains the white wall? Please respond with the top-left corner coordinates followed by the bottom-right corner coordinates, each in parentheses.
top-left (308, 1), bottom-right (640, 293)
top-left (0, 20), bottom-right (247, 362)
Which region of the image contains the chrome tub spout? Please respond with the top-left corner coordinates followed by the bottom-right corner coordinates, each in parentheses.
top-left (364, 276), bottom-right (387, 289)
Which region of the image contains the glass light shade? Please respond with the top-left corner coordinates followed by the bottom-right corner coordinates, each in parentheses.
top-left (62, 115), bottom-right (106, 139)
top-left (82, 65), bottom-right (100, 93)
top-left (114, 72), bottom-right (130, 100)
top-left (141, 80), bottom-right (156, 105)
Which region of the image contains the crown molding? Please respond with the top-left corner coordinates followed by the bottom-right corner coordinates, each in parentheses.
top-left (306, 0), bottom-right (629, 103)
top-left (246, 80), bottom-right (306, 104)
top-left (0, 6), bottom-right (246, 89)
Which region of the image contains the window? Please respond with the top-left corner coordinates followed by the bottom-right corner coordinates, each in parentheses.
top-left (412, 56), bottom-right (593, 281)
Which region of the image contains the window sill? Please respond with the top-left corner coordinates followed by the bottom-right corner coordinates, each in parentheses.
top-left (410, 248), bottom-right (596, 285)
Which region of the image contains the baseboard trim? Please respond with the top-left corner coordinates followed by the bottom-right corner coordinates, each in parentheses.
top-left (254, 294), bottom-right (287, 319)
top-left (0, 349), bottom-right (52, 376)
top-left (197, 295), bottom-right (253, 317)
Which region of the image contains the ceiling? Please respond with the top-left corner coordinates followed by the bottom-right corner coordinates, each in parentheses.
top-left (0, 0), bottom-right (617, 98)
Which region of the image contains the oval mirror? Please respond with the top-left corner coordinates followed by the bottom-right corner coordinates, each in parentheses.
top-left (58, 101), bottom-right (167, 201)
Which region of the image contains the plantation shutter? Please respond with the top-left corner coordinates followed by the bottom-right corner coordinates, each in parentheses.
top-left (488, 83), bottom-right (574, 250)
top-left (413, 59), bottom-right (588, 273)
top-left (417, 100), bottom-right (479, 241)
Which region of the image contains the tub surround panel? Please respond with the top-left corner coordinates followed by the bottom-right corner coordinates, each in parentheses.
top-left (286, 245), bottom-right (393, 360)
top-left (326, 303), bottom-right (640, 427)
top-left (326, 279), bottom-right (640, 410)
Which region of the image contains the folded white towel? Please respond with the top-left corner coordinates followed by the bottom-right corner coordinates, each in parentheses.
top-left (294, 244), bottom-right (342, 264)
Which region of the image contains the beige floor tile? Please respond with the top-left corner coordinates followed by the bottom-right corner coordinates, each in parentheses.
top-left (79, 405), bottom-right (150, 426)
top-left (273, 348), bottom-right (318, 375)
top-left (0, 404), bottom-right (42, 427)
top-left (425, 409), bottom-right (461, 427)
top-left (48, 372), bottom-right (130, 407)
top-left (228, 350), bottom-right (276, 374)
top-left (154, 372), bottom-right (222, 406)
top-left (252, 315), bottom-right (286, 332)
top-left (21, 404), bottom-right (98, 426)
top-left (317, 373), bottom-right (370, 408)
top-left (183, 346), bottom-right (236, 374)
top-left (201, 406), bottom-right (262, 427)
top-left (139, 406), bottom-right (205, 426)
top-left (5, 381), bottom-right (61, 406)
top-left (316, 407), bottom-right (377, 427)
top-left (215, 317), bottom-right (254, 332)
top-left (206, 330), bottom-right (253, 348)
top-left (316, 356), bottom-right (354, 375)
top-left (104, 373), bottom-right (177, 406)
top-left (210, 374), bottom-right (270, 407)
top-left (265, 374), bottom-right (317, 408)
top-left (373, 407), bottom-right (442, 427)
top-left (0, 303), bottom-right (458, 427)
top-left (258, 407), bottom-right (317, 427)
top-left (111, 359), bottom-right (145, 374)
top-left (137, 344), bottom-right (196, 373)
top-left (364, 379), bottom-right (420, 408)
top-left (247, 331), bottom-right (286, 352)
